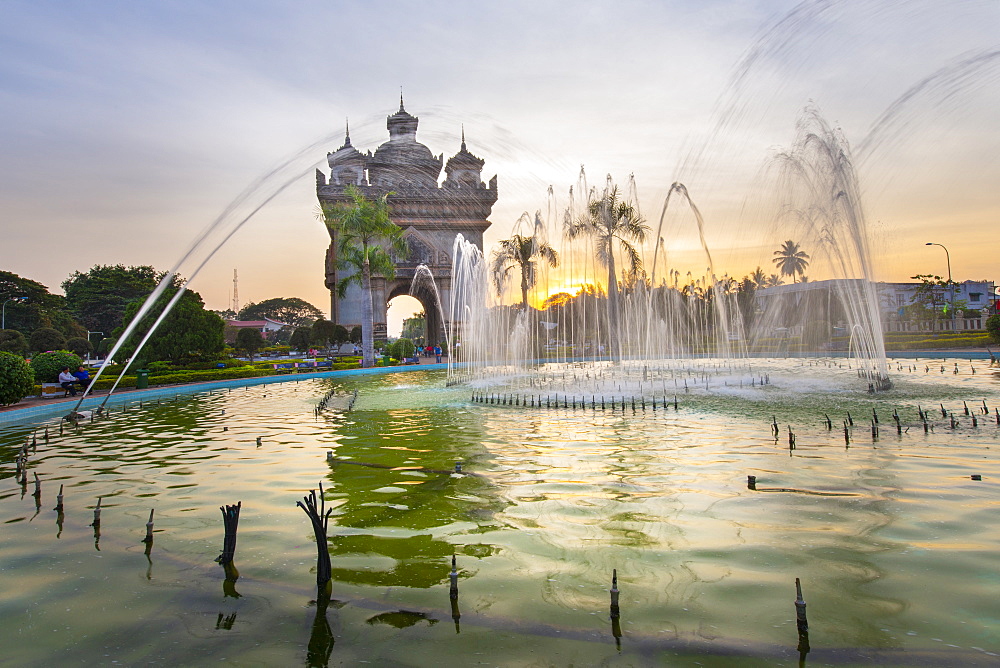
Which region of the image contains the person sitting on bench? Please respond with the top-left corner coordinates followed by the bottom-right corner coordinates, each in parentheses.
top-left (73, 365), bottom-right (91, 389)
top-left (58, 367), bottom-right (79, 396)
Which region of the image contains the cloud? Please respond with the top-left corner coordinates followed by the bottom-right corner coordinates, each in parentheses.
top-left (0, 0), bottom-right (997, 328)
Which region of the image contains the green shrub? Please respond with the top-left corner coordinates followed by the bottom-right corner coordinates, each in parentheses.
top-left (0, 351), bottom-right (35, 405)
top-left (147, 360), bottom-right (172, 374)
top-left (388, 337), bottom-right (415, 360)
top-left (986, 314), bottom-right (1000, 344)
top-left (90, 376), bottom-right (138, 391)
top-left (93, 363), bottom-right (126, 376)
top-left (30, 351), bottom-right (83, 383)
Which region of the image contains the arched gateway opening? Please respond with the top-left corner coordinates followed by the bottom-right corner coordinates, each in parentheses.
top-left (387, 287), bottom-right (445, 346)
top-left (317, 99), bottom-right (497, 346)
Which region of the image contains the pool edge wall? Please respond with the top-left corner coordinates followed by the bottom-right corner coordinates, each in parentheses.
top-left (0, 363), bottom-right (448, 427)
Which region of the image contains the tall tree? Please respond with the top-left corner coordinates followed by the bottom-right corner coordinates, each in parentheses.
top-left (765, 274), bottom-right (785, 288)
top-left (236, 327), bottom-right (265, 362)
top-left (65, 337), bottom-right (92, 357)
top-left (28, 327), bottom-right (66, 353)
top-left (772, 241), bottom-right (810, 283)
top-left (237, 297), bottom-right (324, 327)
top-left (0, 329), bottom-right (28, 355)
top-left (321, 185), bottom-right (408, 367)
top-left (311, 319), bottom-right (338, 347)
top-left (0, 270), bottom-right (83, 336)
top-left (62, 265), bottom-right (180, 334)
top-left (331, 324), bottom-right (350, 346)
top-left (114, 288), bottom-right (225, 364)
top-left (400, 312), bottom-right (426, 342)
top-left (565, 187), bottom-right (649, 360)
top-left (290, 327), bottom-right (313, 352)
top-left (489, 234), bottom-right (559, 310)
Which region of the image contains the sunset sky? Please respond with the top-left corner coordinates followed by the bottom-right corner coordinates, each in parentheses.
top-left (1, 1), bottom-right (997, 334)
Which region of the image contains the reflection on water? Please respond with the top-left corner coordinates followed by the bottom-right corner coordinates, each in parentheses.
top-left (325, 402), bottom-right (506, 590)
top-left (0, 363), bottom-right (998, 665)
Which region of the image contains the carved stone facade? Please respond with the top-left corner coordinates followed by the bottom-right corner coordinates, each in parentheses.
top-left (317, 99), bottom-right (497, 344)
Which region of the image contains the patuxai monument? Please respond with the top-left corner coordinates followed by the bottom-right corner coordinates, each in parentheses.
top-left (316, 97), bottom-right (498, 344)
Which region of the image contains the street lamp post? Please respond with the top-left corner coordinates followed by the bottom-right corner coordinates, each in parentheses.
top-left (925, 242), bottom-right (956, 331)
top-left (86, 331), bottom-right (104, 362)
top-left (2, 297), bottom-right (27, 330)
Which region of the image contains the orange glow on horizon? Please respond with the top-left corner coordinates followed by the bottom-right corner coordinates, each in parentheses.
top-left (530, 282), bottom-right (600, 310)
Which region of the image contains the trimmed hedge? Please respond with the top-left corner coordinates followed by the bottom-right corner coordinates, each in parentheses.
top-left (884, 335), bottom-right (991, 351)
top-left (882, 332), bottom-right (986, 342)
top-left (90, 367), bottom-right (274, 390)
top-left (11, 355), bottom-right (399, 402)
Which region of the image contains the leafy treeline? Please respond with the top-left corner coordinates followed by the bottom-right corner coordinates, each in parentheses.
top-left (3, 265), bottom-right (330, 362)
top-left (236, 297), bottom-right (324, 327)
top-left (1, 266), bottom-right (212, 363)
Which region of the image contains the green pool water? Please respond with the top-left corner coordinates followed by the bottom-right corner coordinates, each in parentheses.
top-left (1, 360), bottom-right (999, 666)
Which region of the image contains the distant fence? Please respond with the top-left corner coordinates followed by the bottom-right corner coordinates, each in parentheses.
top-left (883, 318), bottom-right (985, 333)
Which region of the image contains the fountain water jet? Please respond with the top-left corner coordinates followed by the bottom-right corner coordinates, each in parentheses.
top-left (442, 109), bottom-right (892, 399)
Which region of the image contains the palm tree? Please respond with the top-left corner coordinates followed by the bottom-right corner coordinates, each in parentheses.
top-left (772, 240), bottom-right (810, 283)
top-left (489, 234), bottom-right (559, 310)
top-left (749, 266), bottom-right (767, 289)
top-left (565, 187), bottom-right (649, 360)
top-left (321, 185), bottom-right (408, 368)
top-left (765, 274), bottom-right (785, 288)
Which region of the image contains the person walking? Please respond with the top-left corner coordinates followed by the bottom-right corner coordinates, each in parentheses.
top-left (434, 344), bottom-right (442, 364)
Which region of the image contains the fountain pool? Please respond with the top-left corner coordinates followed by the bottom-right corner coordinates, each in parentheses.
top-left (2, 361), bottom-right (999, 666)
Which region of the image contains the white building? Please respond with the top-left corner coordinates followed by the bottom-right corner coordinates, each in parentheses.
top-left (756, 278), bottom-right (997, 333)
top-left (225, 317), bottom-right (290, 333)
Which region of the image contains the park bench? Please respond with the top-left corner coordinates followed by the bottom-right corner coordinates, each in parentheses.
top-left (41, 382), bottom-right (70, 398)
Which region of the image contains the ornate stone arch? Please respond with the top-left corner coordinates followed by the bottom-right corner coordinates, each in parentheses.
top-left (317, 102), bottom-right (497, 347)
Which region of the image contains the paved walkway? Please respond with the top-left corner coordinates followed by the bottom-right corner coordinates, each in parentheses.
top-left (1, 387), bottom-right (118, 414)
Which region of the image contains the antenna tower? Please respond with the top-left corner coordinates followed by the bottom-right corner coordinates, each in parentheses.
top-left (232, 269), bottom-right (240, 314)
